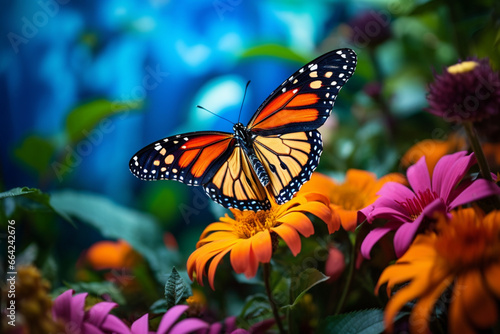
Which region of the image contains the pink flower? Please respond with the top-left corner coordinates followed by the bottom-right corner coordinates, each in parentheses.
top-left (52, 289), bottom-right (130, 334)
top-left (359, 151), bottom-right (500, 258)
top-left (131, 305), bottom-right (209, 334)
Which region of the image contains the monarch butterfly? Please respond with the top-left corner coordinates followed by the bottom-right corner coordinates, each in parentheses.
top-left (130, 48), bottom-right (357, 211)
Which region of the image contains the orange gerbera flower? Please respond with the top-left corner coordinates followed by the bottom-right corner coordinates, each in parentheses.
top-left (401, 133), bottom-right (466, 175)
top-left (86, 239), bottom-right (138, 270)
top-left (376, 208), bottom-right (500, 334)
top-left (187, 193), bottom-right (336, 289)
top-left (300, 171), bottom-right (405, 231)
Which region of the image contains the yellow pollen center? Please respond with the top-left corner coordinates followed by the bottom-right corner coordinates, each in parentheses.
top-left (447, 61), bottom-right (479, 74)
top-left (232, 210), bottom-right (277, 238)
top-left (329, 184), bottom-right (367, 210)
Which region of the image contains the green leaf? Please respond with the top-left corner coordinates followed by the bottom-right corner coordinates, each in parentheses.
top-left (150, 299), bottom-right (169, 314)
top-left (50, 190), bottom-right (179, 282)
top-left (239, 293), bottom-right (272, 319)
top-left (65, 99), bottom-right (142, 143)
top-left (62, 281), bottom-right (126, 305)
top-left (0, 187), bottom-right (73, 222)
top-left (241, 44), bottom-right (310, 63)
top-left (0, 187), bottom-right (38, 199)
top-left (283, 268), bottom-right (329, 310)
top-left (317, 309), bottom-right (408, 334)
top-left (408, 0), bottom-right (441, 16)
top-left (164, 267), bottom-right (190, 309)
top-left (14, 135), bottom-right (55, 174)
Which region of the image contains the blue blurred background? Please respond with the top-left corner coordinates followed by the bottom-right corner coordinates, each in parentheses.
top-left (3, 0), bottom-right (497, 228)
top-left (1, 0), bottom-right (362, 213)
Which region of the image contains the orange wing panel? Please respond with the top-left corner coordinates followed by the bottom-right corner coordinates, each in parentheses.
top-left (286, 93), bottom-right (320, 107)
top-left (191, 139), bottom-right (232, 178)
top-left (184, 134), bottom-right (231, 149)
top-left (252, 108), bottom-right (319, 130)
top-left (252, 90), bottom-right (296, 126)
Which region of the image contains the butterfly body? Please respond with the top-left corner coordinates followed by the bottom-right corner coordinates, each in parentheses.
top-left (233, 122), bottom-right (270, 187)
top-left (130, 48), bottom-right (357, 211)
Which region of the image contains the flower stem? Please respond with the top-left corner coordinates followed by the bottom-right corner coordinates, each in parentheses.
top-left (334, 234), bottom-right (358, 315)
top-left (463, 121), bottom-right (494, 182)
top-left (263, 263), bottom-right (286, 334)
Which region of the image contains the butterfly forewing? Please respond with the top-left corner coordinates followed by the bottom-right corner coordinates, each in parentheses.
top-left (248, 48), bottom-right (357, 136)
top-left (130, 132), bottom-right (235, 186)
top-left (253, 130), bottom-right (323, 204)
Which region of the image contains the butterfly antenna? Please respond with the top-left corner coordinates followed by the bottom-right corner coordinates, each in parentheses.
top-left (237, 80), bottom-right (251, 124)
top-left (196, 105), bottom-right (234, 125)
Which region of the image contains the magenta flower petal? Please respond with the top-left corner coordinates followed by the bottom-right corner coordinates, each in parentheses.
top-left (52, 289), bottom-right (131, 334)
top-left (223, 316), bottom-right (237, 332)
top-left (157, 305), bottom-right (190, 334)
top-left (82, 322), bottom-right (107, 334)
top-left (52, 289), bottom-right (74, 322)
top-left (431, 151), bottom-right (468, 198)
top-left (440, 153), bottom-right (476, 202)
top-left (449, 179), bottom-right (500, 208)
top-left (131, 314), bottom-right (149, 334)
top-left (101, 314), bottom-right (132, 334)
top-left (367, 204), bottom-right (410, 223)
top-left (169, 318), bottom-right (210, 334)
top-left (71, 293), bottom-right (88, 326)
top-left (359, 151), bottom-right (499, 259)
top-left (208, 322), bottom-right (223, 334)
top-left (376, 182), bottom-right (414, 202)
top-left (393, 199), bottom-right (446, 257)
top-left (87, 302), bottom-right (118, 327)
top-left (406, 156), bottom-right (431, 194)
top-left (360, 222), bottom-right (400, 259)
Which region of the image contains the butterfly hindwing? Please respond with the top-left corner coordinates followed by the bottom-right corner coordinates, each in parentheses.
top-left (130, 131), bottom-right (236, 186)
top-left (253, 130), bottom-right (323, 204)
top-left (203, 146), bottom-right (270, 211)
top-left (248, 48), bottom-right (357, 136)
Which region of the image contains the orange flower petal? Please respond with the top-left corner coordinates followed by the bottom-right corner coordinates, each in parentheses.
top-left (484, 262), bottom-right (500, 299)
top-left (230, 238), bottom-right (252, 274)
top-left (456, 270), bottom-right (498, 329)
top-left (200, 222), bottom-right (234, 239)
top-left (383, 274), bottom-right (433, 333)
top-left (299, 172), bottom-right (336, 196)
top-left (86, 240), bottom-right (135, 270)
top-left (344, 169), bottom-right (376, 189)
top-left (334, 207), bottom-right (357, 232)
top-left (272, 224), bottom-right (301, 256)
top-left (409, 275), bottom-right (453, 334)
top-left (250, 230), bottom-right (273, 263)
top-left (197, 231), bottom-right (236, 247)
top-left (244, 248), bottom-right (259, 278)
top-left (288, 201), bottom-right (332, 226)
top-left (449, 276), bottom-right (485, 334)
top-left (207, 248), bottom-right (232, 289)
top-left (277, 212), bottom-right (314, 237)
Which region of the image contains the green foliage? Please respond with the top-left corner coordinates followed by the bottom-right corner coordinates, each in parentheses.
top-left (241, 44), bottom-right (310, 63)
top-left (65, 99), bottom-right (141, 143)
top-left (14, 135), bottom-right (55, 175)
top-left (60, 281), bottom-right (126, 305)
top-left (0, 187), bottom-right (72, 222)
top-left (0, 186), bottom-right (40, 199)
top-left (283, 268), bottom-right (329, 310)
top-left (164, 267), bottom-right (191, 309)
top-left (317, 309), bottom-right (407, 334)
top-left (50, 190), bottom-right (179, 282)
